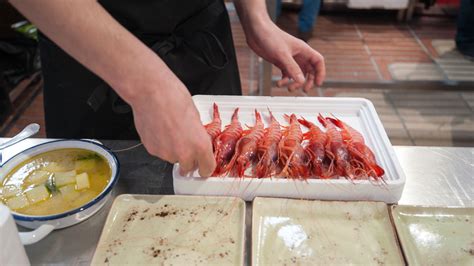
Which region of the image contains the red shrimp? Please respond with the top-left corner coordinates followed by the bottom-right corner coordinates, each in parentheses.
top-left (213, 108), bottom-right (243, 176)
top-left (255, 109), bottom-right (282, 178)
top-left (326, 117), bottom-right (385, 179)
top-left (298, 117), bottom-right (329, 178)
top-left (317, 114), bottom-right (356, 179)
top-left (228, 110), bottom-right (265, 177)
top-left (278, 114), bottom-right (310, 179)
top-left (204, 103), bottom-right (221, 146)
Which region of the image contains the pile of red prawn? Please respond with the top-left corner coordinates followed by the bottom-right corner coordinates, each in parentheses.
top-left (203, 103), bottom-right (385, 182)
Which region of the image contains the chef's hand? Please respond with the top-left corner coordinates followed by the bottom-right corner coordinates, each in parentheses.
top-left (130, 81), bottom-right (216, 177)
top-left (247, 23), bottom-right (325, 92)
top-left (234, 0), bottom-right (325, 92)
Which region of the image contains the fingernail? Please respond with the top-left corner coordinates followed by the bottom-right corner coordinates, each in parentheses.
top-left (297, 74), bottom-right (305, 83)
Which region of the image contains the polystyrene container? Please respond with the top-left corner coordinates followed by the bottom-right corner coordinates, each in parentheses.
top-left (173, 95), bottom-right (406, 203)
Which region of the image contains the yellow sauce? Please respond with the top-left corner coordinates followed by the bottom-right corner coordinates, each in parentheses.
top-left (0, 149), bottom-right (111, 216)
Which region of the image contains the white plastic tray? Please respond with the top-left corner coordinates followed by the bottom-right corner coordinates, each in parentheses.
top-left (173, 95), bottom-right (406, 203)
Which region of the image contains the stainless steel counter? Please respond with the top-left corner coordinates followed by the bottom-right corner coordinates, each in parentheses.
top-left (395, 146), bottom-right (473, 207)
top-left (1, 138), bottom-right (472, 265)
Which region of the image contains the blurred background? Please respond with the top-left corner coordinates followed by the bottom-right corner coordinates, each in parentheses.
top-left (1, 0), bottom-right (473, 146)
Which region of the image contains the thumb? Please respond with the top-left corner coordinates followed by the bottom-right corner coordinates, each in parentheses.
top-left (282, 55), bottom-right (305, 84)
top-left (196, 141), bottom-right (216, 177)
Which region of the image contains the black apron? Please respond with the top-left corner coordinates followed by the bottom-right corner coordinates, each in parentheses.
top-left (39, 0), bottom-right (242, 139)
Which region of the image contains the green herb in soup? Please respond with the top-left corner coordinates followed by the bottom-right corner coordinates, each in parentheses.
top-left (0, 149), bottom-right (111, 216)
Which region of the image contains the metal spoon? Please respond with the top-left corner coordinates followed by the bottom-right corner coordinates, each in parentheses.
top-left (0, 123), bottom-right (40, 165)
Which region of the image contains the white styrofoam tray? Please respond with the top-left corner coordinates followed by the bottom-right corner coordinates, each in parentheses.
top-left (173, 95), bottom-right (406, 203)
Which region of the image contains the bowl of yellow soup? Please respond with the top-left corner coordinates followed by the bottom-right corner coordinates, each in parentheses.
top-left (0, 140), bottom-right (119, 230)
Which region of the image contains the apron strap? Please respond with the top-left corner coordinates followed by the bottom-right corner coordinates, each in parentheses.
top-left (87, 83), bottom-right (108, 112)
top-left (190, 30), bottom-right (228, 70)
top-left (110, 92), bottom-right (132, 114)
top-left (87, 83), bottom-right (131, 114)
top-left (151, 30), bottom-right (228, 70)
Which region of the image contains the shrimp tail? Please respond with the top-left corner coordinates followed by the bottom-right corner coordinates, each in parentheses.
top-left (255, 109), bottom-right (262, 122)
top-left (267, 107), bottom-right (275, 120)
top-left (298, 117), bottom-right (313, 129)
top-left (212, 102), bottom-right (220, 120)
top-left (231, 108), bottom-right (239, 120)
top-left (317, 113), bottom-right (328, 127)
top-left (325, 117), bottom-right (344, 129)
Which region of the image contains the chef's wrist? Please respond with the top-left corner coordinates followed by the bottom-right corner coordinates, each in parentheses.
top-left (109, 60), bottom-right (180, 107)
top-left (109, 78), bottom-right (147, 107)
top-left (241, 11), bottom-right (271, 29)
top-left (234, 0), bottom-right (273, 36)
top-left (117, 78), bottom-right (172, 109)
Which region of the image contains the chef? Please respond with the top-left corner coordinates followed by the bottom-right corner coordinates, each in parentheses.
top-left (10, 0), bottom-right (325, 177)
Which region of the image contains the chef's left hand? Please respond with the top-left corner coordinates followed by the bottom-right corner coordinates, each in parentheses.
top-left (234, 0), bottom-right (325, 93)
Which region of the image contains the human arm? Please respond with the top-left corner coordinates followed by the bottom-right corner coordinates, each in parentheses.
top-left (233, 0), bottom-right (326, 92)
top-left (9, 0), bottom-right (215, 176)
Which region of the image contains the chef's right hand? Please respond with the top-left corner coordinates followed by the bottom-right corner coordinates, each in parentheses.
top-left (129, 80), bottom-right (216, 177)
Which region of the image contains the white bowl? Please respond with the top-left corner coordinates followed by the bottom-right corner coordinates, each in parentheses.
top-left (0, 139), bottom-right (119, 231)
